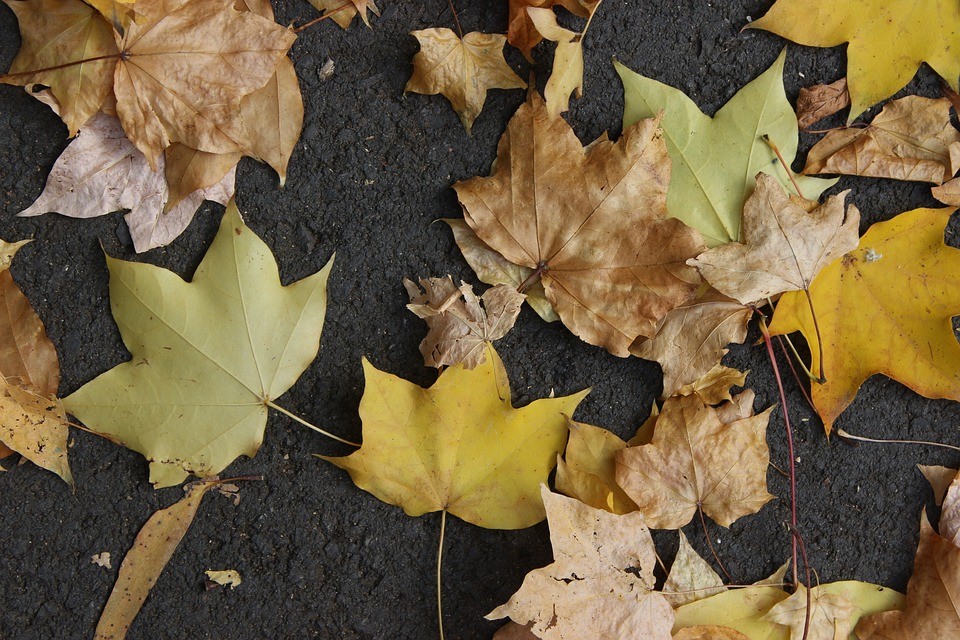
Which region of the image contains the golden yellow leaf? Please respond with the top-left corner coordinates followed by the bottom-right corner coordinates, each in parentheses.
top-left (555, 417), bottom-right (637, 515)
top-left (321, 344), bottom-right (587, 529)
top-left (749, 0), bottom-right (960, 120)
top-left (673, 626), bottom-right (750, 640)
top-left (769, 208), bottom-right (960, 433)
top-left (526, 7), bottom-right (586, 118)
top-left (404, 29), bottom-right (526, 133)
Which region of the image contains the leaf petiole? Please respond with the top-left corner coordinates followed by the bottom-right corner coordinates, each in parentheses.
top-left (837, 429), bottom-right (960, 453)
top-left (437, 509), bottom-right (447, 640)
top-left (265, 400), bottom-right (360, 447)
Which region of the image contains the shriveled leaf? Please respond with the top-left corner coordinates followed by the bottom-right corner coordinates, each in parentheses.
top-left (163, 144), bottom-right (240, 213)
top-left (91, 551), bottom-right (112, 569)
top-left (240, 56), bottom-right (304, 186)
top-left (308, 0), bottom-right (379, 29)
top-left (113, 0), bottom-right (296, 167)
top-left (918, 464), bottom-right (957, 506)
top-left (1, 0), bottom-right (118, 135)
top-left (770, 208), bottom-right (960, 432)
top-left (673, 627), bottom-right (750, 640)
top-left (617, 50), bottom-right (836, 246)
top-left (18, 112), bottom-right (235, 252)
top-left (690, 174), bottom-right (860, 305)
top-left (749, 0), bottom-right (960, 120)
top-left (322, 345), bottom-right (587, 529)
top-left (616, 394), bottom-right (774, 529)
top-left (64, 202), bottom-right (333, 487)
top-left (856, 514), bottom-right (956, 638)
top-left (632, 291), bottom-right (751, 399)
top-left (488, 488), bottom-right (673, 640)
top-left (0, 379), bottom-right (72, 487)
top-left (933, 177), bottom-right (960, 205)
top-left (555, 418), bottom-right (636, 515)
top-left (714, 390), bottom-right (757, 424)
top-left (675, 365), bottom-right (747, 406)
top-left (85, 0), bottom-right (138, 31)
top-left (663, 531), bottom-right (726, 607)
top-left (444, 219), bottom-right (557, 322)
top-left (802, 96), bottom-right (960, 183)
top-left (526, 8), bottom-right (584, 118)
top-left (507, 0), bottom-right (595, 61)
top-left (455, 90), bottom-right (703, 357)
top-left (404, 277), bottom-right (524, 370)
top-left (94, 479), bottom-right (221, 639)
top-left (796, 78), bottom-right (850, 130)
top-left (205, 569), bottom-right (241, 588)
top-left (405, 29), bottom-right (525, 133)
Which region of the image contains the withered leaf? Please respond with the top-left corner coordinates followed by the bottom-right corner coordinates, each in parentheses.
top-left (765, 586), bottom-right (857, 640)
top-left (0, 378), bottom-right (72, 487)
top-left (404, 276), bottom-right (524, 370)
top-left (555, 417), bottom-right (638, 515)
top-left (932, 176), bottom-right (960, 205)
top-left (455, 90), bottom-right (703, 357)
top-left (163, 144), bottom-right (240, 213)
top-left (918, 464), bottom-right (957, 506)
top-left (507, 0), bottom-right (596, 61)
top-left (526, 7), bottom-right (587, 118)
top-left (796, 78), bottom-right (850, 130)
top-left (663, 531), bottom-right (726, 607)
top-left (675, 365), bottom-right (747, 407)
top-left (308, 0), bottom-right (379, 29)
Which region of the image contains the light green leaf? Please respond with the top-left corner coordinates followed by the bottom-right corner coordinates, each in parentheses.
top-left (617, 50), bottom-right (836, 246)
top-left (64, 201), bottom-right (333, 488)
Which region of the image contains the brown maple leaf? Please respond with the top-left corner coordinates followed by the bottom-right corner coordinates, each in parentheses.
top-left (308, 0), bottom-right (380, 29)
top-left (796, 78), bottom-right (850, 130)
top-left (507, 0), bottom-right (597, 61)
top-left (454, 90), bottom-right (703, 356)
top-left (405, 29), bottom-right (526, 133)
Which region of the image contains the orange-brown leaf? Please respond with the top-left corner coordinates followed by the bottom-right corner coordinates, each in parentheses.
top-left (796, 78), bottom-right (849, 130)
top-left (507, 0), bottom-right (596, 61)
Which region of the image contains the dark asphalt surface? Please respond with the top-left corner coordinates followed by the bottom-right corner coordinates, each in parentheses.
top-left (1, 1), bottom-right (959, 638)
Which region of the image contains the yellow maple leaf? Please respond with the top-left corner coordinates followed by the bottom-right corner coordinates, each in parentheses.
top-left (321, 344), bottom-right (587, 529)
top-left (770, 207), bottom-right (960, 433)
top-left (749, 0), bottom-right (960, 121)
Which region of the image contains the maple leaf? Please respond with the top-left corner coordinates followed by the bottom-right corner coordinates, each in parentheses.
top-left (1, 0), bottom-right (118, 136)
top-left (63, 202), bottom-right (334, 488)
top-left (555, 417), bottom-right (640, 515)
top-left (616, 394), bottom-right (773, 529)
top-left (18, 112), bottom-right (235, 252)
top-left (676, 365), bottom-right (748, 407)
top-left (663, 531), bottom-right (726, 607)
top-left (454, 90), bottom-right (703, 357)
top-left (769, 208), bottom-right (960, 432)
top-left (112, 0), bottom-right (296, 168)
top-left (162, 144), bottom-right (240, 214)
top-left (616, 50), bottom-right (836, 246)
top-left (933, 177), bottom-right (960, 205)
top-left (856, 513), bottom-right (960, 639)
top-left (487, 487), bottom-right (674, 640)
top-left (917, 464), bottom-right (957, 506)
top-left (690, 174), bottom-right (860, 305)
top-left (802, 96), bottom-right (960, 183)
top-left (765, 586), bottom-right (857, 640)
top-left (796, 78), bottom-right (850, 130)
top-left (85, 0), bottom-right (138, 31)
top-left (507, 0), bottom-right (595, 61)
top-left (308, 0), bottom-right (380, 29)
top-left (749, 0), bottom-right (960, 121)
top-left (404, 29), bottom-right (526, 133)
top-left (404, 276), bottom-right (524, 370)
top-left (939, 469), bottom-right (960, 546)
top-left (321, 344), bottom-right (587, 529)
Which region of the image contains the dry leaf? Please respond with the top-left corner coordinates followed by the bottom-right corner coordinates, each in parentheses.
top-left (663, 531), bottom-right (726, 607)
top-left (92, 552), bottom-right (112, 569)
top-left (796, 78), bottom-right (850, 130)
top-left (308, 0), bottom-right (379, 29)
top-left (526, 8), bottom-right (584, 118)
top-left (493, 622), bottom-right (539, 640)
top-left (616, 394), bottom-right (774, 529)
top-left (455, 90), bottom-right (703, 356)
top-left (690, 174), bottom-right (860, 305)
top-left (507, 0), bottom-right (595, 61)
top-left (488, 487), bottom-right (674, 640)
top-left (714, 390), bottom-right (757, 424)
top-left (555, 418), bottom-right (637, 515)
top-left (163, 144), bottom-right (240, 213)
top-left (0, 379), bottom-right (72, 487)
top-left (404, 276), bottom-right (524, 370)
top-left (932, 176), bottom-right (960, 205)
top-left (205, 569), bottom-right (242, 589)
top-left (405, 29), bottom-right (526, 133)
top-left (675, 365), bottom-right (747, 407)
top-left (918, 464), bottom-right (957, 506)
top-left (240, 56), bottom-right (303, 186)
top-left (939, 471), bottom-right (960, 546)
top-left (803, 96), bottom-right (960, 183)
top-left (673, 627), bottom-right (750, 640)
top-left (764, 586), bottom-right (857, 640)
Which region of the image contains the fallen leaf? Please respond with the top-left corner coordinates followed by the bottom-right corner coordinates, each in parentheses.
top-left (526, 7), bottom-right (589, 118)
top-left (856, 514), bottom-right (957, 638)
top-left (18, 112), bottom-right (235, 252)
top-left (493, 622), bottom-right (538, 640)
top-left (0, 379), bottom-right (72, 487)
top-left (322, 344), bottom-right (587, 529)
top-left (796, 78), bottom-right (850, 130)
top-left (85, 0), bottom-right (138, 31)
top-left (555, 418), bottom-right (637, 515)
top-left (749, 0), bottom-right (960, 121)
top-left (673, 627), bottom-right (750, 640)
top-left (507, 0), bottom-right (595, 61)
top-left (939, 471), bottom-right (960, 546)
top-left (162, 145), bottom-right (240, 213)
top-left (714, 390), bottom-right (757, 424)
top-left (917, 464), bottom-right (957, 506)
top-left (443, 219), bottom-right (557, 323)
top-left (802, 96), bottom-right (960, 183)
top-left (632, 291), bottom-right (752, 400)
top-left (214, 482), bottom-right (242, 506)
top-left (92, 552), bottom-right (112, 569)
top-left (769, 208), bottom-right (960, 432)
top-left (404, 276), bottom-right (524, 370)
top-left (205, 569), bottom-right (242, 589)
top-left (616, 394), bottom-right (774, 529)
top-left (63, 202), bottom-right (334, 488)
top-left (932, 177), bottom-right (960, 205)
top-left (765, 586), bottom-right (857, 640)
top-left (675, 365), bottom-right (747, 406)
top-left (1, 0), bottom-right (118, 135)
top-left (455, 90), bottom-right (703, 356)
top-left (404, 29), bottom-right (526, 133)
top-left (239, 56), bottom-right (303, 186)
top-left (488, 487), bottom-right (673, 640)
top-left (689, 174), bottom-right (860, 305)
top-left (617, 50), bottom-right (836, 246)
top-left (663, 531), bottom-right (726, 607)
top-left (308, 0), bottom-right (379, 29)
top-left (94, 478), bottom-right (223, 639)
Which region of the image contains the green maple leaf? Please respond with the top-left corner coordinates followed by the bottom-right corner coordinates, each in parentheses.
top-left (64, 202), bottom-right (334, 488)
top-left (616, 50), bottom-right (836, 246)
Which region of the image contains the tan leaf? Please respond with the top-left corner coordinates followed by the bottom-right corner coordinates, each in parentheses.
top-left (856, 514), bottom-right (960, 639)
top-left (629, 403), bottom-right (659, 447)
top-left (555, 418), bottom-right (637, 514)
top-left (444, 219), bottom-right (558, 322)
top-left (163, 144), bottom-right (240, 213)
top-left (796, 78), bottom-right (850, 130)
top-left (690, 174), bottom-right (860, 305)
top-left (764, 586), bottom-right (857, 640)
top-left (308, 0), bottom-right (379, 29)
top-left (455, 91), bottom-right (703, 356)
top-left (487, 487), bottom-right (673, 640)
top-left (404, 276), bottom-right (524, 370)
top-left (240, 56), bottom-right (304, 186)
top-left (0, 256), bottom-right (58, 396)
top-left (507, 0), bottom-right (595, 61)
top-left (91, 552), bottom-right (112, 569)
top-left (0, 239), bottom-right (30, 273)
top-left (917, 464), bottom-right (957, 506)
top-left (526, 8), bottom-right (584, 118)
top-left (493, 622), bottom-right (539, 639)
top-left (94, 479), bottom-right (222, 639)
top-left (714, 390), bottom-right (757, 424)
top-left (616, 394), bottom-right (774, 529)
top-left (405, 29), bottom-right (526, 133)
top-left (663, 531), bottom-right (726, 607)
top-left (675, 365), bottom-right (747, 406)
top-left (939, 471), bottom-right (960, 547)
top-left (632, 291), bottom-right (751, 398)
top-left (673, 626), bottom-right (750, 640)
top-left (113, 0), bottom-right (296, 168)
top-left (85, 0), bottom-right (138, 31)
top-left (803, 96), bottom-right (960, 183)
top-left (0, 378), bottom-right (72, 487)
top-left (932, 176), bottom-right (960, 205)
top-left (205, 569), bottom-right (241, 588)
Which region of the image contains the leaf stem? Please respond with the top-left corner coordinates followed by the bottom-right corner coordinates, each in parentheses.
top-left (292, 1), bottom-right (354, 33)
top-left (437, 509), bottom-right (447, 640)
top-left (761, 134), bottom-right (805, 200)
top-left (446, 0), bottom-right (463, 39)
top-left (802, 288), bottom-right (827, 384)
top-left (0, 53), bottom-right (122, 81)
top-left (579, 0), bottom-right (604, 41)
top-left (697, 505), bottom-right (732, 582)
top-left (774, 336), bottom-right (819, 408)
top-left (837, 429), bottom-right (960, 453)
top-left (265, 400), bottom-right (360, 447)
